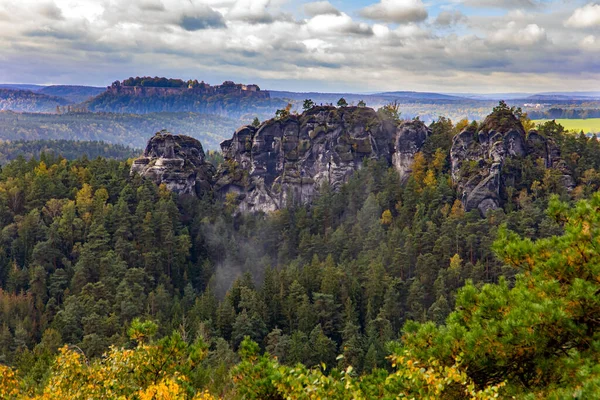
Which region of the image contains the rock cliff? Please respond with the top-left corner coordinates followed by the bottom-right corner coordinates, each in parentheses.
top-left (131, 104), bottom-right (573, 216)
top-left (213, 106), bottom-right (429, 212)
top-left (450, 108), bottom-right (574, 215)
top-left (131, 130), bottom-right (215, 196)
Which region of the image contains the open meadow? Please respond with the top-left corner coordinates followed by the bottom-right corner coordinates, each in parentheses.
top-left (533, 118), bottom-right (600, 134)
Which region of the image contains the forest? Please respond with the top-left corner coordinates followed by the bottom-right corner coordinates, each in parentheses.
top-left (0, 140), bottom-right (139, 166)
top-left (0, 90), bottom-right (70, 113)
top-left (528, 107), bottom-right (600, 120)
top-left (2, 109), bottom-right (600, 398)
top-left (0, 111), bottom-right (239, 150)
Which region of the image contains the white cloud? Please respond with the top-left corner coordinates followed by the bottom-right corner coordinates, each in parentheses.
top-left (488, 22), bottom-right (548, 47)
top-left (565, 3), bottom-right (600, 28)
top-left (360, 0), bottom-right (428, 24)
top-left (228, 0), bottom-right (274, 24)
top-left (304, 1), bottom-right (340, 17)
top-left (307, 13), bottom-right (373, 36)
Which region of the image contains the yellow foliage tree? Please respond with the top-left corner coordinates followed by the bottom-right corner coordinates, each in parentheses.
top-left (412, 152), bottom-right (427, 186)
top-left (380, 209), bottom-right (393, 226)
top-left (423, 169), bottom-right (437, 188)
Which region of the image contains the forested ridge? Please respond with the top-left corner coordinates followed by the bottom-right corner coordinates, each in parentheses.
top-left (2, 108), bottom-right (600, 398)
top-left (0, 140), bottom-right (139, 165)
top-left (0, 111), bottom-right (239, 150)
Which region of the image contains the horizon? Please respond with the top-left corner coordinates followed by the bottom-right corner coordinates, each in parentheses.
top-left (2, 81), bottom-right (600, 98)
top-left (0, 0), bottom-right (599, 93)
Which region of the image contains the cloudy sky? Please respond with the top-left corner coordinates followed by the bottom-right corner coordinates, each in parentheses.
top-left (0, 0), bottom-right (599, 93)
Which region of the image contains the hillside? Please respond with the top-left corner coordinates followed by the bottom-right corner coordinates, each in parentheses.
top-left (0, 110), bottom-right (239, 150)
top-left (0, 89), bottom-right (70, 112)
top-left (38, 85), bottom-right (105, 103)
top-left (85, 77), bottom-right (287, 119)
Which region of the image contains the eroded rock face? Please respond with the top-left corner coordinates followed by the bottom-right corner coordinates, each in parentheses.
top-left (450, 114), bottom-right (573, 216)
top-left (214, 106), bottom-right (430, 213)
top-left (393, 120), bottom-right (431, 182)
top-left (131, 131), bottom-right (215, 196)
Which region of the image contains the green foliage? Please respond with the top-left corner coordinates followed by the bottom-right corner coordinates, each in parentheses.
top-left (0, 113), bottom-right (598, 397)
top-left (401, 194), bottom-right (600, 396)
top-left (378, 101), bottom-right (401, 124)
top-left (0, 140), bottom-right (138, 165)
top-left (121, 76), bottom-right (188, 88)
top-left (302, 99), bottom-right (315, 111)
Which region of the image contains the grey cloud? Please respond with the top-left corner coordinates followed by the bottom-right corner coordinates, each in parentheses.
top-left (24, 26), bottom-right (86, 40)
top-left (304, 1), bottom-right (341, 17)
top-left (179, 6), bottom-right (226, 31)
top-left (435, 10), bottom-right (468, 26)
top-left (38, 2), bottom-right (64, 20)
top-left (360, 0), bottom-right (428, 24)
top-left (228, 0), bottom-right (275, 24)
top-left (138, 0), bottom-right (166, 12)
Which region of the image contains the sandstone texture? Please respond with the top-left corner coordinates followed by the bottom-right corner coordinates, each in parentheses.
top-left (214, 106), bottom-right (429, 212)
top-left (131, 105), bottom-right (573, 216)
top-left (450, 111), bottom-right (574, 215)
top-left (131, 130), bottom-right (215, 196)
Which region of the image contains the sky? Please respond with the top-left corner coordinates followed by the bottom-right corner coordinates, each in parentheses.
top-left (0, 0), bottom-right (599, 93)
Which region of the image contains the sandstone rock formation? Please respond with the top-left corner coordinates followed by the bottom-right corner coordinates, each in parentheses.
top-left (393, 120), bottom-right (430, 181)
top-left (132, 105), bottom-right (573, 217)
top-left (131, 130), bottom-right (215, 196)
top-left (213, 106), bottom-right (429, 212)
top-left (450, 110), bottom-right (574, 215)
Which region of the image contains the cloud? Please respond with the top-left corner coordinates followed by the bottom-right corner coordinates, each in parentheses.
top-left (137, 0), bottom-right (165, 12)
top-left (178, 6), bottom-right (226, 31)
top-left (488, 22), bottom-right (548, 47)
top-left (360, 0), bottom-right (428, 24)
top-left (228, 0), bottom-right (274, 24)
top-left (307, 13), bottom-right (373, 36)
top-left (0, 0), bottom-right (599, 93)
top-left (304, 1), bottom-right (341, 17)
top-left (434, 10), bottom-right (467, 26)
top-left (565, 3), bottom-right (600, 28)
top-left (38, 1), bottom-right (64, 20)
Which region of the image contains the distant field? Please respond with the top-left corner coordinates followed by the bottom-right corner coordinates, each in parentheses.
top-left (532, 118), bottom-right (600, 134)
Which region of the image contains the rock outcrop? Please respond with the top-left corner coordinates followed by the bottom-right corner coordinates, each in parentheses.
top-left (131, 130), bottom-right (215, 196)
top-left (213, 106), bottom-right (429, 212)
top-left (132, 105), bottom-right (573, 217)
top-left (450, 110), bottom-right (574, 215)
top-left (393, 120), bottom-right (430, 181)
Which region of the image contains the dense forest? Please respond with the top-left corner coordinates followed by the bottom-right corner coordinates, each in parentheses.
top-left (0, 111), bottom-right (239, 150)
top-left (0, 140), bottom-right (139, 166)
top-left (528, 107), bottom-right (600, 120)
top-left (85, 91), bottom-right (285, 119)
top-left (2, 109), bottom-right (600, 397)
top-left (120, 77), bottom-right (189, 88)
